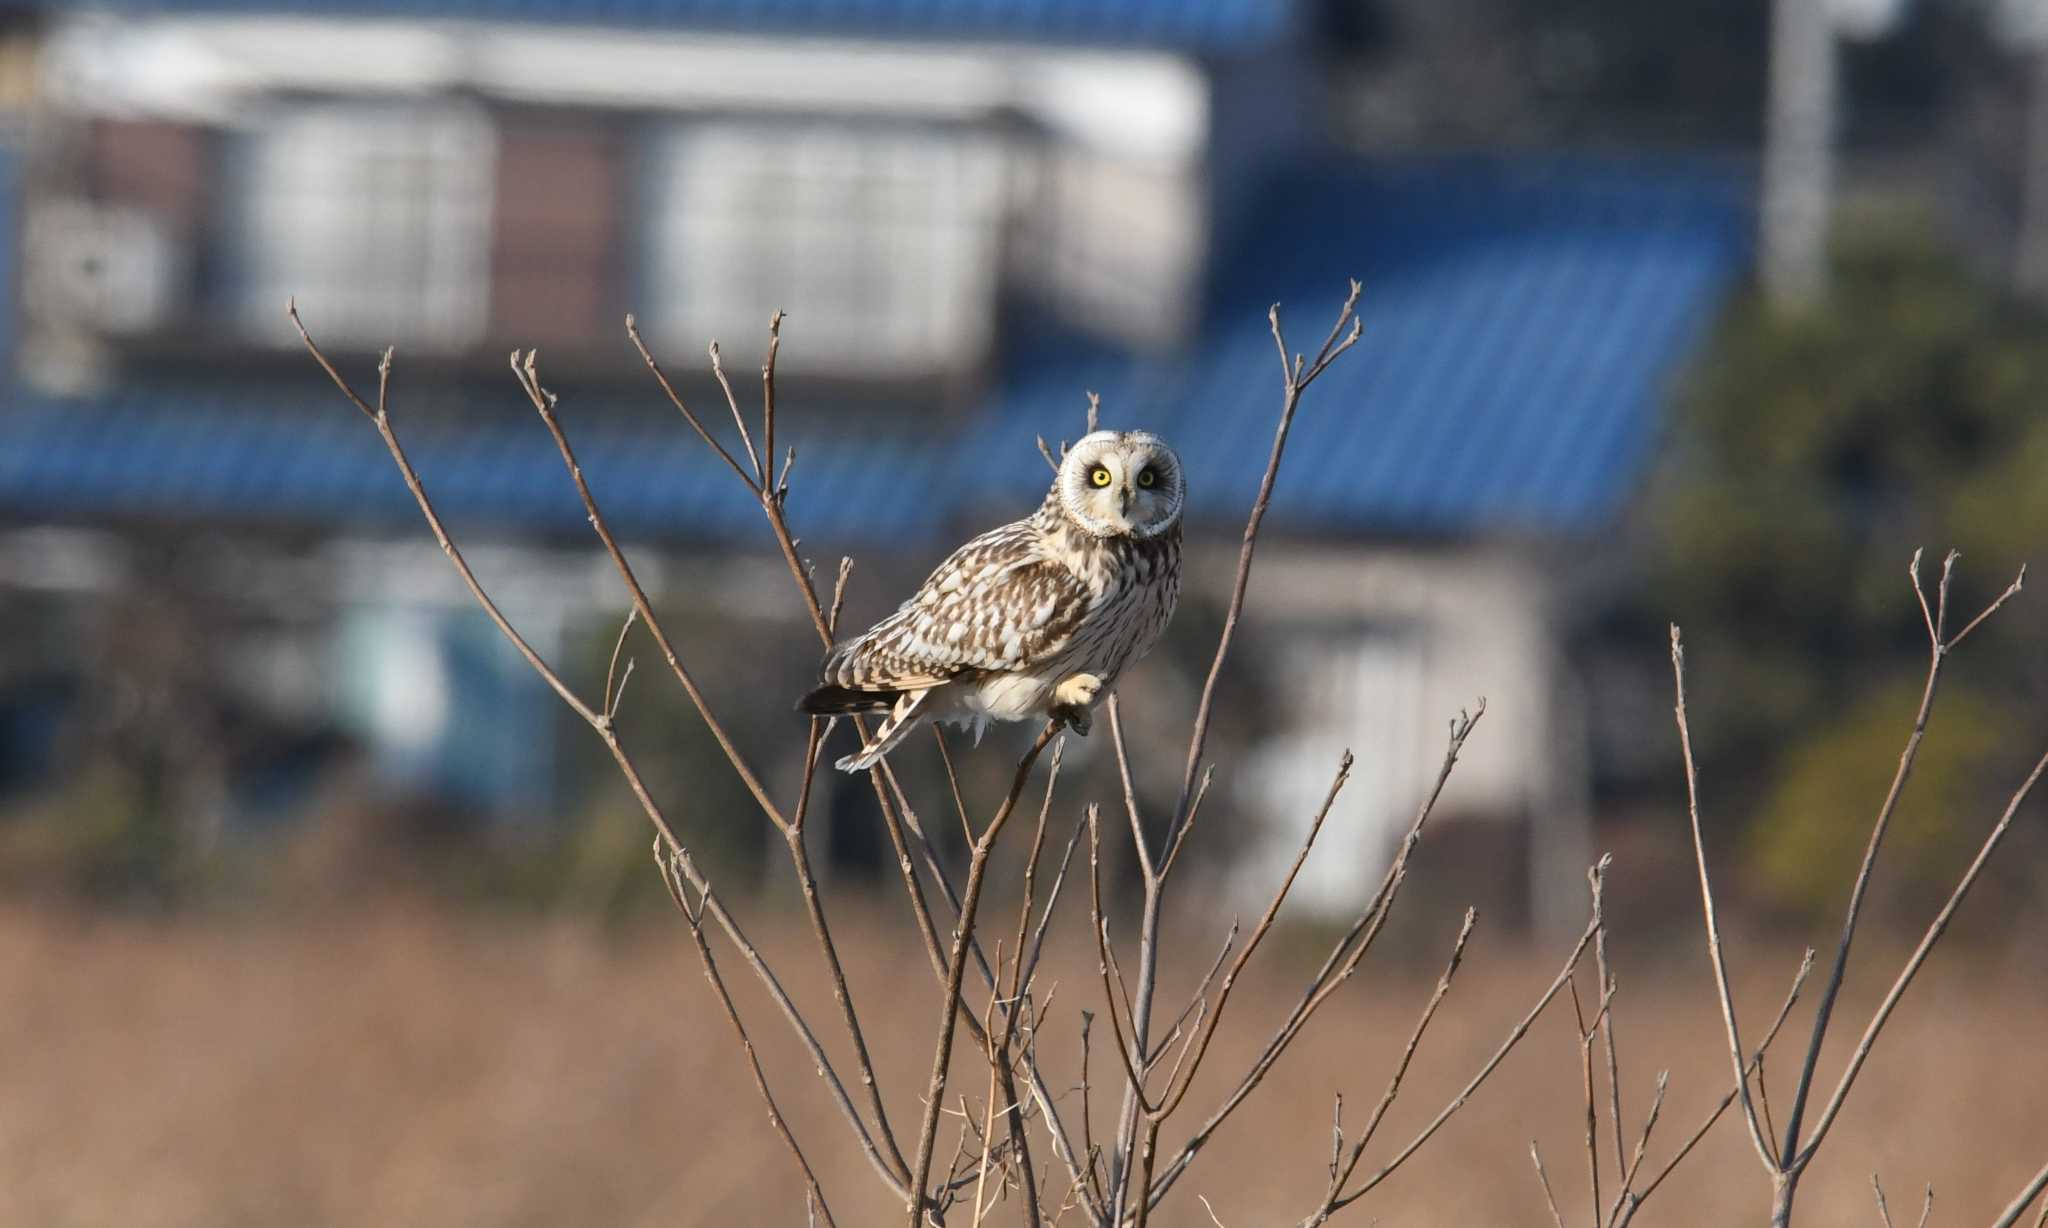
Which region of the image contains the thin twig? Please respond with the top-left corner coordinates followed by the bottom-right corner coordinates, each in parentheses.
top-left (1631, 948), bottom-right (1816, 1211)
top-left (1571, 978), bottom-right (1604, 1226)
top-left (1944, 563), bottom-right (2025, 649)
top-left (829, 557), bottom-right (854, 638)
top-left (1175, 280), bottom-right (1362, 818)
top-left (1088, 807), bottom-right (1153, 1114)
top-left (1670, 624), bottom-right (1776, 1171)
top-left (1318, 874), bottom-right (1606, 1217)
top-left (1146, 704), bottom-right (1484, 1210)
top-left (1533, 1143), bottom-right (1568, 1228)
top-left (762, 311), bottom-right (782, 492)
top-left (1317, 908), bottom-right (1479, 1215)
top-left (1151, 750), bottom-right (1354, 1119)
top-left (510, 349), bottom-right (791, 833)
top-left (1778, 552), bottom-right (1958, 1173)
top-left (512, 349), bottom-right (912, 1185)
top-left (705, 339), bottom-right (764, 484)
top-left (935, 726), bottom-right (977, 847)
top-left (907, 722), bottom-right (1061, 1227)
top-left (1795, 743), bottom-right (2048, 1166)
top-left (1606, 1070), bottom-right (1668, 1228)
top-left (657, 848), bottom-right (838, 1228)
top-left (602, 606), bottom-right (639, 722)
top-left (295, 310), bottom-right (908, 1201)
top-left (624, 314), bottom-right (759, 492)
top-left (1593, 895), bottom-right (1627, 1195)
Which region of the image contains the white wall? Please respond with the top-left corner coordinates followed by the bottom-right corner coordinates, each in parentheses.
top-left (1213, 540), bottom-right (1594, 933)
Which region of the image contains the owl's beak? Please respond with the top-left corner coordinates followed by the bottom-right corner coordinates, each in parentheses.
top-left (1117, 487), bottom-right (1132, 516)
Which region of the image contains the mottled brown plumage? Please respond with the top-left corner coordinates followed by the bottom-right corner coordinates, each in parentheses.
top-left (801, 430), bottom-right (1184, 771)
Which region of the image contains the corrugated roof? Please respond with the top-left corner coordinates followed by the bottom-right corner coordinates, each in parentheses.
top-left (0, 156), bottom-right (1750, 546)
top-left (0, 389), bottom-right (951, 543)
top-left (972, 157), bottom-right (1751, 537)
top-left (39, 0), bottom-right (1291, 49)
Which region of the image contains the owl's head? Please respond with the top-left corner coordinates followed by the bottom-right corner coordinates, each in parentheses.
top-left (1054, 430), bottom-right (1186, 540)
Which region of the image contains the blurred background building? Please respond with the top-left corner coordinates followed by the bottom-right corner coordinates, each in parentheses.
top-left (0, 0), bottom-right (2042, 933)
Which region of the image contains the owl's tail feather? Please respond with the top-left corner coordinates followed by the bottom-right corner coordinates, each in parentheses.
top-left (834, 690), bottom-right (932, 773)
top-left (799, 683), bottom-right (897, 715)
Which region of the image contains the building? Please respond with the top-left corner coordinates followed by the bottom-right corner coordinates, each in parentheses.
top-left (0, 0), bottom-right (1748, 926)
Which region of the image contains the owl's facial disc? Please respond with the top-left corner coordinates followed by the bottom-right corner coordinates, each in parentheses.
top-left (1057, 430), bottom-right (1185, 539)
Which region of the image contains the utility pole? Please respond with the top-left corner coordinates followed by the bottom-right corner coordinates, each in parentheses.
top-left (1761, 0), bottom-right (1839, 307)
top-left (2017, 42), bottom-right (2048, 298)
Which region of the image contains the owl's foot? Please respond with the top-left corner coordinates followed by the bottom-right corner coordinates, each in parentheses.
top-left (1052, 673), bottom-right (1103, 736)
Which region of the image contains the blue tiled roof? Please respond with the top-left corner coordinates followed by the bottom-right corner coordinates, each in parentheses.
top-left (41, 0), bottom-right (1291, 49)
top-left (0, 156), bottom-right (1750, 547)
top-left (974, 157), bottom-right (1750, 536)
top-left (0, 388), bottom-right (950, 543)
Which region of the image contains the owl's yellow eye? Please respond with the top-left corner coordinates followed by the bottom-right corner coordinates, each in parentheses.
top-left (1137, 468), bottom-right (1157, 489)
top-left (1090, 466), bottom-right (1112, 488)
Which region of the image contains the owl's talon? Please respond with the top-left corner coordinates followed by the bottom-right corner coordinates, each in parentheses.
top-left (1054, 672), bottom-right (1103, 708)
top-left (1051, 673), bottom-right (1103, 736)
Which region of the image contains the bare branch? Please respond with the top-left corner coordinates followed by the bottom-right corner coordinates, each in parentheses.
top-left (299, 312), bottom-right (910, 1201)
top-left (511, 349), bottom-right (912, 1184)
top-left (1533, 1143), bottom-right (1568, 1228)
top-left (907, 722), bottom-right (1062, 1226)
top-left (1777, 552), bottom-right (1958, 1170)
top-left (1160, 764), bottom-right (1216, 880)
top-left (602, 606), bottom-right (639, 722)
top-left (1107, 697), bottom-right (1156, 878)
top-left (1669, 625), bottom-right (1777, 1171)
top-left (828, 557), bottom-right (854, 639)
top-left (1571, 978), bottom-right (1605, 1225)
top-left (1606, 1070), bottom-right (1669, 1228)
top-left (1944, 562), bottom-right (2025, 650)
top-left (1783, 553), bottom-right (2034, 1177)
top-left (1796, 743), bottom-right (2048, 1165)
top-left (1318, 875), bottom-right (1605, 1217)
top-left (706, 338), bottom-right (764, 484)
top-left (1151, 750), bottom-right (1354, 1119)
top-left (624, 314), bottom-right (759, 493)
top-left (510, 349), bottom-right (790, 833)
top-left (1176, 282), bottom-right (1365, 820)
top-left (762, 310), bottom-right (782, 491)
top-left (1147, 704), bottom-right (1484, 1210)
top-left (657, 847), bottom-right (837, 1228)
top-left (1633, 948), bottom-right (1816, 1210)
top-left (935, 725), bottom-right (977, 846)
top-left (1994, 1161), bottom-right (2048, 1228)
top-left (1317, 907), bottom-right (1479, 1214)
top-left (1593, 883), bottom-right (1627, 1195)
top-left (1088, 807), bottom-right (1153, 1115)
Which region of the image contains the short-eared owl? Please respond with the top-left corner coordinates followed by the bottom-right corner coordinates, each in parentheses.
top-left (800, 430), bottom-right (1184, 772)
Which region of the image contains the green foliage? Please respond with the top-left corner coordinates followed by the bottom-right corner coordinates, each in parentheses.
top-left (1652, 208), bottom-right (2048, 913)
top-left (1748, 679), bottom-right (2006, 917)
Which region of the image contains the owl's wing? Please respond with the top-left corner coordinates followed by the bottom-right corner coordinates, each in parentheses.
top-left (823, 520), bottom-right (1092, 691)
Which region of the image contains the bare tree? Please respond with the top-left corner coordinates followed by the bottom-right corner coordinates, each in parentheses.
top-left (1526, 556), bottom-right (2044, 1228)
top-left (294, 285), bottom-right (2044, 1226)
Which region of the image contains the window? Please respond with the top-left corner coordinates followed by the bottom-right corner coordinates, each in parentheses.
top-left (221, 104), bottom-right (496, 351)
top-left (640, 120), bottom-right (1004, 375)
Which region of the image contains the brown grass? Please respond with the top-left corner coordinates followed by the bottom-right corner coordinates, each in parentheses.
top-left (2, 898), bottom-right (2042, 1227)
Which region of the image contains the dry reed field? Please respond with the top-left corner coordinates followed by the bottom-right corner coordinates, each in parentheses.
top-left (3, 900), bottom-right (2042, 1227)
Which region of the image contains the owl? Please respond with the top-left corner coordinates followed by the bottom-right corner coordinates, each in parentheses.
top-left (800, 430), bottom-right (1185, 772)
